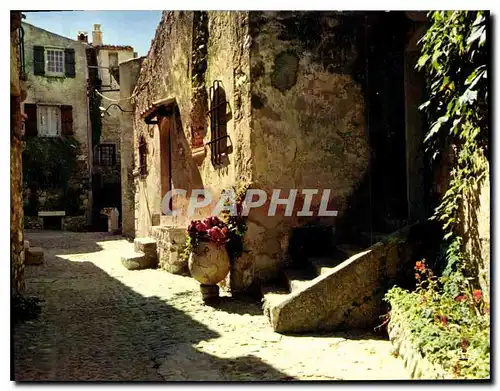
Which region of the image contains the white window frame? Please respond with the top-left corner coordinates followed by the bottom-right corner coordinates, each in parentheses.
top-left (37, 105), bottom-right (61, 138)
top-left (45, 48), bottom-right (65, 76)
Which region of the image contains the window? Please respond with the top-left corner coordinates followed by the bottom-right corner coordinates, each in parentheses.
top-left (33, 46), bottom-right (75, 78)
top-left (37, 105), bottom-right (61, 137)
top-left (94, 144), bottom-right (116, 166)
top-left (208, 80), bottom-right (229, 166)
top-left (45, 48), bottom-right (65, 75)
top-left (108, 52), bottom-right (118, 68)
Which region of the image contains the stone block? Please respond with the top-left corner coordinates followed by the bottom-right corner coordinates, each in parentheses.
top-left (134, 237), bottom-right (157, 255)
top-left (26, 247), bottom-right (44, 265)
top-left (121, 252), bottom-right (151, 270)
top-left (150, 226), bottom-right (187, 275)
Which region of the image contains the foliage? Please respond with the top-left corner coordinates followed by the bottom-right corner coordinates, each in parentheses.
top-left (23, 136), bottom-right (80, 191)
top-left (384, 11), bottom-right (489, 379)
top-left (181, 185), bottom-right (249, 264)
top-left (386, 260), bottom-right (490, 379)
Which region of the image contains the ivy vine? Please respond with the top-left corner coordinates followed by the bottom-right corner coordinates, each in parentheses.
top-left (417, 11), bottom-right (488, 294)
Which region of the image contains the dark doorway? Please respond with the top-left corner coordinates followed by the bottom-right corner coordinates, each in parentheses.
top-left (366, 12), bottom-right (411, 232)
top-left (91, 173), bottom-right (121, 231)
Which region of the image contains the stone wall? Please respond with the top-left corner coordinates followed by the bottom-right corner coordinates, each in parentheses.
top-left (22, 21), bottom-right (92, 222)
top-left (11, 12), bottom-right (26, 295)
top-left (132, 11), bottom-right (374, 290)
top-left (243, 11), bottom-right (370, 282)
top-left (133, 11), bottom-right (194, 237)
top-left (119, 57), bottom-right (145, 237)
top-left (25, 216), bottom-right (43, 230)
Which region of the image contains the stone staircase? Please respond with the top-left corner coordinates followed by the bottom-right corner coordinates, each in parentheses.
top-left (121, 237), bottom-right (158, 270)
top-left (121, 225), bottom-right (187, 273)
top-left (261, 222), bottom-right (439, 334)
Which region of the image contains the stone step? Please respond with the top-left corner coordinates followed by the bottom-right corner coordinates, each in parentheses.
top-left (309, 257), bottom-right (337, 276)
top-left (262, 222), bottom-right (440, 334)
top-left (121, 251), bottom-right (154, 271)
top-left (261, 283), bottom-right (290, 320)
top-left (284, 267), bottom-right (316, 293)
top-left (134, 237), bottom-right (157, 256)
top-left (26, 247), bottom-right (44, 265)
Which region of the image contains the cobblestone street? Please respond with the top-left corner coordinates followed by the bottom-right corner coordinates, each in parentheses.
top-left (14, 231), bottom-right (410, 381)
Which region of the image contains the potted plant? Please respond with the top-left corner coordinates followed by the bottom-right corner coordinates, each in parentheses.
top-left (186, 216), bottom-right (231, 300)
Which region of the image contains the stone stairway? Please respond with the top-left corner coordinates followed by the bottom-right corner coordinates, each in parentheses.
top-left (121, 226), bottom-right (188, 273)
top-left (261, 222), bottom-right (438, 334)
top-left (121, 237), bottom-right (158, 270)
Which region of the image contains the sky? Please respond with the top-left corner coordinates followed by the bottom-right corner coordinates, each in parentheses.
top-left (23, 11), bottom-right (163, 56)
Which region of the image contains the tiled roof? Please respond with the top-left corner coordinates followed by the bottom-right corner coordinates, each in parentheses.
top-left (95, 44), bottom-right (134, 51)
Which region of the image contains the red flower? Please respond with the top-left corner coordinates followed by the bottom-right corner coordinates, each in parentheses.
top-left (195, 222), bottom-right (208, 233)
top-left (440, 315), bottom-right (448, 326)
top-left (473, 289), bottom-right (482, 302)
top-left (455, 295), bottom-right (466, 302)
top-left (415, 260), bottom-right (426, 273)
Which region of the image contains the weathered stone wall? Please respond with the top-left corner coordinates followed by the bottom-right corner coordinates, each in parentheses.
top-left (119, 57), bottom-right (144, 237)
top-left (460, 160), bottom-right (490, 303)
top-left (132, 12), bottom-right (252, 237)
top-left (22, 22), bottom-right (91, 222)
top-left (11, 12), bottom-right (26, 296)
top-left (25, 216), bottom-right (43, 230)
top-left (245, 12), bottom-right (370, 282)
top-left (133, 11), bottom-right (194, 237)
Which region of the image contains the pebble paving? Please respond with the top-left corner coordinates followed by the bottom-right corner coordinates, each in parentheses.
top-left (14, 230), bottom-right (410, 381)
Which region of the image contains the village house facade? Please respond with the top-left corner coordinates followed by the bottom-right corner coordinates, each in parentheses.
top-left (20, 21), bottom-right (134, 232)
top-left (90, 24), bottom-right (135, 230)
top-left (22, 22), bottom-right (92, 231)
top-left (127, 11), bottom-right (440, 292)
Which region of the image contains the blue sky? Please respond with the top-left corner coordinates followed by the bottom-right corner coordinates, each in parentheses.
top-left (23, 11), bottom-right (163, 56)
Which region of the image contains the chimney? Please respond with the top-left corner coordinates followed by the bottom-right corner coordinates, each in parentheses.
top-left (92, 24), bottom-right (103, 46)
top-left (77, 31), bottom-right (88, 43)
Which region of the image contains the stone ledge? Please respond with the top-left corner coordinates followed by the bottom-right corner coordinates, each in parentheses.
top-left (388, 305), bottom-right (452, 379)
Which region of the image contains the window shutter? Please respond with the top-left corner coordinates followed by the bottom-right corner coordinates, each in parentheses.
top-left (33, 46), bottom-right (45, 76)
top-left (24, 104), bottom-right (38, 137)
top-left (60, 105), bottom-right (73, 135)
top-left (64, 48), bottom-right (76, 78)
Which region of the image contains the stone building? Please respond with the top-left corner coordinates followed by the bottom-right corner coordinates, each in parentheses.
top-left (22, 21), bottom-right (92, 231)
top-left (88, 24), bottom-right (135, 229)
top-left (128, 11), bottom-right (489, 301)
top-left (20, 21), bottom-right (134, 232)
top-left (11, 11), bottom-right (28, 295)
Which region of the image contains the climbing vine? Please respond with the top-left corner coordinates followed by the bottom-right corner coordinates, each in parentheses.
top-left (417, 11), bottom-right (488, 291)
top-left (385, 11), bottom-right (489, 379)
top-left (23, 136), bottom-right (80, 189)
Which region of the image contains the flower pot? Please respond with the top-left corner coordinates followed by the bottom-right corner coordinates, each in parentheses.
top-left (188, 241), bottom-right (230, 285)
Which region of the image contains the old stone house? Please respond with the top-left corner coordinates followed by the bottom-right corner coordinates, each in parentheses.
top-left (22, 21), bottom-right (92, 231)
top-left (126, 11), bottom-right (489, 327)
top-left (21, 21), bottom-right (134, 232)
top-left (88, 24), bottom-right (136, 230)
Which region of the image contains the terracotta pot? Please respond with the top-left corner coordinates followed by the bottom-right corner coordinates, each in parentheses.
top-left (188, 241), bottom-right (230, 285)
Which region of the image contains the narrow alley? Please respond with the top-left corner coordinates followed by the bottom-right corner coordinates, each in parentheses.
top-left (14, 231), bottom-right (409, 381)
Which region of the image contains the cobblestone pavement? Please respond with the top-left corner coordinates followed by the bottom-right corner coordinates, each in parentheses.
top-left (14, 230), bottom-right (410, 381)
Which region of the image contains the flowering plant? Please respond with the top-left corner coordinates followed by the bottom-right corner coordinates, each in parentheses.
top-left (187, 216), bottom-right (230, 247)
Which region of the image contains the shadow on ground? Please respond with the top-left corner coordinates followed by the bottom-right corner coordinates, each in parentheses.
top-left (13, 238), bottom-right (295, 381)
